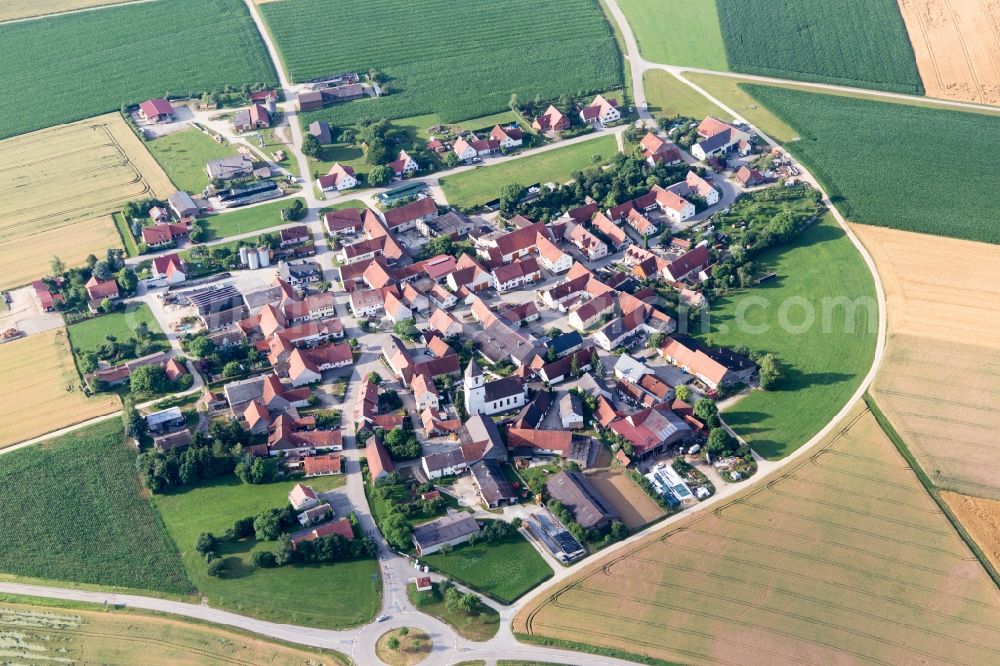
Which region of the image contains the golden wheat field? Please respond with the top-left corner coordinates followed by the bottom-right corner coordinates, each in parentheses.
top-left (515, 403), bottom-right (1000, 665)
top-left (0, 329), bottom-right (119, 448)
top-left (855, 224), bottom-right (1000, 499)
top-left (943, 491), bottom-right (1000, 573)
top-left (0, 113), bottom-right (171, 289)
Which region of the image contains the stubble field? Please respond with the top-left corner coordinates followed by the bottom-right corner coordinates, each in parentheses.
top-left (516, 403), bottom-right (1000, 665)
top-left (0, 113), bottom-right (171, 289)
top-left (943, 492), bottom-right (1000, 572)
top-left (897, 0), bottom-right (1000, 105)
top-left (0, 329), bottom-right (119, 449)
top-left (586, 470), bottom-right (665, 529)
top-left (857, 224), bottom-right (1000, 500)
top-left (0, 598), bottom-right (347, 665)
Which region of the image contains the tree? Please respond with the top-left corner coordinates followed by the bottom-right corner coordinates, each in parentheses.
top-left (675, 384), bottom-right (692, 403)
top-left (100, 297), bottom-right (114, 314)
top-left (499, 182), bottom-right (526, 218)
top-left (222, 360), bottom-right (243, 378)
top-left (233, 516), bottom-right (255, 539)
top-left (393, 318), bottom-right (419, 341)
top-left (195, 532), bottom-right (218, 556)
top-left (187, 335), bottom-right (215, 358)
top-left (206, 558), bottom-right (225, 577)
top-left (387, 637), bottom-right (400, 651)
top-left (570, 353), bottom-right (581, 379)
top-left (399, 627), bottom-right (409, 637)
top-left (707, 428), bottom-right (737, 457)
top-left (252, 550), bottom-right (278, 568)
top-left (442, 152), bottom-right (459, 168)
top-left (365, 137), bottom-right (389, 164)
top-left (92, 260), bottom-right (113, 282)
top-left (694, 398), bottom-right (720, 429)
top-left (508, 93), bottom-right (519, 111)
top-left (116, 267), bottom-right (138, 295)
top-left (367, 165), bottom-right (393, 187)
top-left (129, 364), bottom-right (168, 395)
top-left (122, 396), bottom-right (146, 440)
top-left (275, 534), bottom-right (294, 565)
top-left (381, 512), bottom-right (412, 551)
top-left (609, 520), bottom-right (628, 542)
top-left (254, 510), bottom-right (284, 541)
top-left (367, 371), bottom-right (383, 385)
top-left (302, 134), bottom-right (321, 158)
top-left (757, 353), bottom-right (785, 390)
top-left (50, 256), bottom-right (65, 276)
top-left (648, 332), bottom-right (666, 349)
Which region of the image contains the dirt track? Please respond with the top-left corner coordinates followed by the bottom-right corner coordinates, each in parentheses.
top-left (898, 0), bottom-right (1000, 104)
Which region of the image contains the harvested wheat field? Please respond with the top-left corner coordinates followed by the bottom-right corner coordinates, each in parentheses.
top-left (943, 491), bottom-right (1000, 572)
top-left (0, 329), bottom-right (119, 448)
top-left (516, 403), bottom-right (1000, 665)
top-left (586, 470), bottom-right (665, 529)
top-left (0, 112), bottom-right (171, 289)
top-left (855, 224), bottom-right (1000, 499)
top-left (0, 215), bottom-right (120, 291)
top-left (898, 0), bottom-right (1000, 105)
top-left (0, 0), bottom-right (136, 23)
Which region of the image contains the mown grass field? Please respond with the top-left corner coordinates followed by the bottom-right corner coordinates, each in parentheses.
top-left (0, 329), bottom-right (120, 449)
top-left (715, 0), bottom-right (923, 94)
top-left (200, 199), bottom-right (292, 241)
top-left (67, 303), bottom-right (167, 358)
top-left (644, 70), bottom-right (727, 120)
top-left (145, 128), bottom-right (240, 194)
top-left (0, 0), bottom-right (275, 140)
top-left (261, 0), bottom-right (621, 125)
top-left (698, 214), bottom-right (877, 460)
top-left (421, 531), bottom-right (551, 604)
top-left (516, 402), bottom-right (1000, 665)
top-left (407, 582), bottom-right (500, 641)
top-left (0, 419), bottom-right (192, 593)
top-left (440, 135), bottom-right (618, 209)
top-left (746, 84), bottom-right (1000, 244)
top-left (0, 0), bottom-right (133, 22)
top-left (0, 113), bottom-right (168, 290)
top-left (617, 0), bottom-right (728, 70)
top-left (152, 475), bottom-right (380, 629)
top-left (0, 597), bottom-right (348, 665)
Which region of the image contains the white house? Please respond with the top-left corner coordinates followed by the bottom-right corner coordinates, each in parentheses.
top-left (151, 254), bottom-right (186, 284)
top-left (388, 150), bottom-right (419, 177)
top-left (316, 163), bottom-right (357, 192)
top-left (580, 95), bottom-right (621, 125)
top-left (536, 234), bottom-right (572, 274)
top-left (383, 292), bottom-right (412, 323)
top-left (452, 137), bottom-right (478, 162)
top-left (421, 448), bottom-right (469, 480)
top-left (289, 483), bottom-right (320, 511)
top-left (490, 124), bottom-right (524, 149)
top-left (349, 289), bottom-right (385, 318)
top-left (658, 189), bottom-right (696, 224)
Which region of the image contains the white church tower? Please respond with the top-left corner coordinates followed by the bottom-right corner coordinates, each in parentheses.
top-left (463, 358), bottom-right (486, 416)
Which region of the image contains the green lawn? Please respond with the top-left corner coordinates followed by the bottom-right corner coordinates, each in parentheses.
top-left (746, 84), bottom-right (1000, 244)
top-left (113, 211), bottom-right (140, 257)
top-left (644, 69), bottom-right (727, 120)
top-left (145, 128), bottom-right (241, 194)
top-left (152, 475), bottom-right (380, 629)
top-left (68, 303), bottom-right (167, 357)
top-left (200, 199), bottom-right (294, 241)
top-left (683, 73), bottom-right (798, 143)
top-left (440, 135), bottom-right (618, 209)
top-left (319, 199), bottom-right (367, 215)
top-left (617, 0), bottom-right (728, 70)
top-left (420, 531), bottom-right (551, 604)
top-left (0, 420), bottom-right (193, 595)
top-left (407, 582), bottom-right (500, 641)
top-left (698, 213), bottom-right (877, 460)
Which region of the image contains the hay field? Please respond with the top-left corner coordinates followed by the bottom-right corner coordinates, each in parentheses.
top-left (0, 113), bottom-right (170, 289)
top-left (0, 599), bottom-right (347, 665)
top-left (943, 492), bottom-right (1000, 572)
top-left (857, 224), bottom-right (1000, 499)
top-left (0, 0), bottom-right (135, 23)
top-left (586, 470), bottom-right (665, 529)
top-left (516, 403), bottom-right (1000, 665)
top-left (897, 0), bottom-right (1000, 105)
top-left (0, 329), bottom-right (119, 449)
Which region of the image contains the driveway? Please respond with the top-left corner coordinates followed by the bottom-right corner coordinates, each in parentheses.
top-left (0, 286), bottom-right (63, 336)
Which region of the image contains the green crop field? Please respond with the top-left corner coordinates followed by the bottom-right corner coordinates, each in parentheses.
top-left (698, 213), bottom-right (877, 460)
top-left (200, 199), bottom-right (292, 241)
top-left (0, 0), bottom-right (275, 140)
top-left (261, 0), bottom-right (621, 126)
top-left (421, 531), bottom-right (551, 604)
top-left (145, 129), bottom-right (241, 194)
top-left (746, 85), bottom-right (1000, 244)
top-left (152, 475), bottom-right (380, 629)
top-left (617, 0), bottom-right (728, 70)
top-left (0, 421), bottom-right (193, 595)
top-left (715, 0), bottom-right (922, 94)
top-left (440, 135), bottom-right (618, 209)
top-left (67, 303), bottom-right (167, 359)
top-left (644, 70), bottom-right (727, 120)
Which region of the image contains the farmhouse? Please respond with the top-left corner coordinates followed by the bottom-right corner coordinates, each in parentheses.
top-left (382, 196), bottom-right (438, 232)
top-left (736, 165), bottom-right (766, 187)
top-left (536, 233), bottom-right (572, 274)
top-left (233, 104), bottom-right (271, 133)
top-left (138, 98), bottom-right (175, 123)
top-left (663, 245), bottom-right (711, 282)
top-left (659, 334), bottom-right (756, 390)
top-left (85, 275), bottom-right (119, 307)
top-left (579, 95), bottom-right (620, 125)
top-left (316, 163), bottom-right (357, 192)
top-left (492, 256), bottom-right (542, 293)
top-left (564, 222), bottom-right (608, 261)
top-left (387, 149), bottom-right (419, 177)
top-left (609, 403), bottom-right (693, 458)
top-left (289, 483), bottom-right (319, 511)
top-left (532, 105), bottom-right (570, 132)
top-left (411, 513), bottom-right (481, 555)
top-left (145, 406), bottom-right (184, 433)
top-left (323, 207), bottom-right (364, 234)
top-left (303, 452), bottom-right (342, 477)
top-left (591, 212), bottom-right (628, 251)
top-left (297, 503), bottom-right (332, 527)
top-left (640, 132), bottom-right (681, 166)
top-left (366, 435), bottom-right (395, 484)
top-left (471, 459), bottom-right (518, 508)
top-left (291, 517), bottom-right (354, 547)
top-left (691, 116), bottom-right (752, 161)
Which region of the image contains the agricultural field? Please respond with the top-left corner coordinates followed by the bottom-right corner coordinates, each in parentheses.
top-left (746, 84), bottom-right (1000, 244)
top-left (644, 70), bottom-right (727, 121)
top-left (699, 214), bottom-right (877, 460)
top-left (0, 329), bottom-right (120, 449)
top-left (421, 530), bottom-right (552, 604)
top-left (897, 0), bottom-right (1000, 105)
top-left (857, 224), bottom-right (1000, 500)
top-left (152, 475), bottom-right (380, 629)
top-left (715, 0), bottom-right (923, 94)
top-left (260, 0), bottom-right (621, 125)
top-left (200, 199), bottom-right (293, 241)
top-left (144, 128), bottom-right (241, 194)
top-left (616, 0), bottom-right (728, 70)
top-left (0, 113), bottom-right (169, 290)
top-left (0, 0), bottom-right (276, 140)
top-left (67, 303), bottom-right (167, 360)
top-left (942, 492), bottom-right (1000, 572)
top-left (515, 402), bottom-right (1000, 665)
top-left (440, 135), bottom-right (619, 210)
top-left (0, 597), bottom-right (348, 665)
top-left (585, 470), bottom-right (665, 530)
top-left (0, 0), bottom-right (134, 23)
top-left (0, 419), bottom-right (192, 594)
top-left (683, 73), bottom-right (798, 143)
